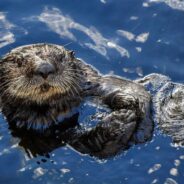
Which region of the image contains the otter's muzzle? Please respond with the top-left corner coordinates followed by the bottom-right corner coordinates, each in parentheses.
top-left (35, 62), bottom-right (56, 79)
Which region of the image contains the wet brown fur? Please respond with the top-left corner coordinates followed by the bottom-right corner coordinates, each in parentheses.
top-left (0, 43), bottom-right (155, 158)
top-left (0, 44), bottom-right (100, 129)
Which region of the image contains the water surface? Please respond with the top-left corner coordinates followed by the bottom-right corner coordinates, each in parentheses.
top-left (0, 0), bottom-right (184, 183)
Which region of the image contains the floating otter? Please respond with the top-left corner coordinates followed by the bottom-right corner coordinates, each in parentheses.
top-left (0, 43), bottom-right (183, 158)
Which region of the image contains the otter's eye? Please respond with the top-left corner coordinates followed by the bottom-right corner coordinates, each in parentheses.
top-left (16, 58), bottom-right (22, 67)
top-left (13, 56), bottom-right (24, 67)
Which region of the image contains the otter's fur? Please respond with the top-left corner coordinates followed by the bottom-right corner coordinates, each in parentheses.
top-left (0, 44), bottom-right (99, 129)
top-left (0, 43), bottom-right (153, 158)
top-left (1, 44), bottom-right (184, 158)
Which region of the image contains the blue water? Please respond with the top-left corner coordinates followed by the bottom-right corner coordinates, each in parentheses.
top-left (0, 0), bottom-right (184, 183)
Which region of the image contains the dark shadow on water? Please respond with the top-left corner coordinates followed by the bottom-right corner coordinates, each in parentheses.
top-left (8, 113), bottom-right (80, 158)
top-left (7, 111), bottom-right (153, 160)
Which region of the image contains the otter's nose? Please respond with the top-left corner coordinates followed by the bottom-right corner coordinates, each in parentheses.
top-left (35, 63), bottom-right (56, 79)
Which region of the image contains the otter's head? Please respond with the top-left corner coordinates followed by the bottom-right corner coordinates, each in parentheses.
top-left (0, 44), bottom-right (83, 105)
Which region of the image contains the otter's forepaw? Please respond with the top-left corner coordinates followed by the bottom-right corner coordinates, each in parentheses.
top-left (68, 109), bottom-right (138, 158)
top-left (103, 109), bottom-right (137, 124)
top-left (103, 92), bottom-right (139, 110)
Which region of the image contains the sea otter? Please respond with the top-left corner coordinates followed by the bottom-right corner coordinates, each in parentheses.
top-left (0, 43), bottom-right (183, 158)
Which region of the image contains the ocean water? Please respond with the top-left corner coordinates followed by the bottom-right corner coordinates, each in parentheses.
top-left (0, 0), bottom-right (184, 183)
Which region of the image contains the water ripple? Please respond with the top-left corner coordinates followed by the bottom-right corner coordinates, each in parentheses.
top-left (0, 12), bottom-right (15, 48)
top-left (147, 0), bottom-right (184, 11)
top-left (26, 7), bottom-right (130, 59)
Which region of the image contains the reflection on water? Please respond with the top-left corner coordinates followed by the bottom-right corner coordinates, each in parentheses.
top-left (0, 12), bottom-right (15, 48)
top-left (147, 0), bottom-right (184, 11)
top-left (35, 7), bottom-right (129, 59)
top-left (0, 0), bottom-right (184, 184)
top-left (117, 30), bottom-right (149, 43)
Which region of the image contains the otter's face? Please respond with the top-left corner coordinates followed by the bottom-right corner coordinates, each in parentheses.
top-left (0, 44), bottom-right (83, 104)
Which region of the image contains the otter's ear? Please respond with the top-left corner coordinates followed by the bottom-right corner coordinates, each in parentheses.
top-left (69, 51), bottom-right (75, 59)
